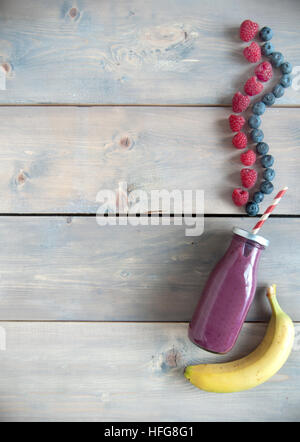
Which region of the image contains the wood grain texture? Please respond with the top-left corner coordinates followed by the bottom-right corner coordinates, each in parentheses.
top-left (0, 0), bottom-right (300, 104)
top-left (0, 216), bottom-right (299, 321)
top-left (0, 321), bottom-right (299, 422)
top-left (0, 106), bottom-right (299, 214)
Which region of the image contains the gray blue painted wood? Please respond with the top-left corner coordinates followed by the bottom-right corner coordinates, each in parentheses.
top-left (0, 321), bottom-right (299, 422)
top-left (0, 106), bottom-right (298, 214)
top-left (0, 0), bottom-right (299, 423)
top-left (0, 216), bottom-right (298, 321)
top-left (0, 0), bottom-right (299, 104)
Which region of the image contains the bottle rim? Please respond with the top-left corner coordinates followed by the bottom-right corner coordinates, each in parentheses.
top-left (233, 227), bottom-right (269, 248)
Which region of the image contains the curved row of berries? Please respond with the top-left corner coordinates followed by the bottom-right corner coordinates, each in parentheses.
top-left (230, 20), bottom-right (293, 215)
top-left (245, 25), bottom-right (292, 215)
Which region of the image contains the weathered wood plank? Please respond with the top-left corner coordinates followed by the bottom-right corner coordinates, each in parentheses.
top-left (0, 0), bottom-right (299, 104)
top-left (0, 321), bottom-right (299, 422)
top-left (0, 216), bottom-right (299, 321)
top-left (0, 106), bottom-right (299, 214)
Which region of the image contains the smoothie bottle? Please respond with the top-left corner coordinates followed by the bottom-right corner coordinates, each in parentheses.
top-left (188, 227), bottom-right (269, 354)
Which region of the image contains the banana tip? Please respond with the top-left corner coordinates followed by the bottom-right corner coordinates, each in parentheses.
top-left (184, 367), bottom-right (191, 381)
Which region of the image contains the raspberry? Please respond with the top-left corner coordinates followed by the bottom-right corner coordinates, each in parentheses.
top-left (232, 132), bottom-right (247, 149)
top-left (240, 20), bottom-right (259, 42)
top-left (244, 76), bottom-right (263, 96)
top-left (241, 168), bottom-right (258, 189)
top-left (232, 92), bottom-right (250, 113)
top-left (229, 114), bottom-right (245, 132)
top-left (243, 42), bottom-right (261, 63)
top-left (240, 150), bottom-right (256, 166)
top-left (255, 62), bottom-right (273, 82)
top-left (232, 188), bottom-right (249, 207)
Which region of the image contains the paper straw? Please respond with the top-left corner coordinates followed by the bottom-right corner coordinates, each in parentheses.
top-left (252, 187), bottom-right (288, 235)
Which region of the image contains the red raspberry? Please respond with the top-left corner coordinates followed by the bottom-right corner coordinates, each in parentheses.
top-left (232, 92), bottom-right (250, 113)
top-left (240, 20), bottom-right (259, 42)
top-left (229, 114), bottom-right (245, 132)
top-left (243, 42), bottom-right (261, 63)
top-left (244, 76), bottom-right (263, 96)
top-left (232, 188), bottom-right (249, 206)
top-left (240, 150), bottom-right (256, 166)
top-left (232, 132), bottom-right (247, 149)
top-left (240, 168), bottom-right (258, 189)
top-left (255, 61), bottom-right (273, 82)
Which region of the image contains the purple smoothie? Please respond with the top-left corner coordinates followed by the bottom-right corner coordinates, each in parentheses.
top-left (188, 228), bottom-right (268, 354)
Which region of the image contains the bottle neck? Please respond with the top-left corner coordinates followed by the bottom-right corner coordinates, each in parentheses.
top-left (231, 234), bottom-right (265, 261)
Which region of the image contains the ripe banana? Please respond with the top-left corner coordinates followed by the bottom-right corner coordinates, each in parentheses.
top-left (184, 284), bottom-right (294, 393)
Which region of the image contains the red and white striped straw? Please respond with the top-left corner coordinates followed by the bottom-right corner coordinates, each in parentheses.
top-left (252, 187), bottom-right (288, 235)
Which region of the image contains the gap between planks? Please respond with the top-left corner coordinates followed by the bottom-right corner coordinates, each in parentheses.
top-left (0, 104), bottom-right (300, 108)
top-left (0, 320), bottom-right (298, 324)
top-left (0, 212), bottom-right (300, 219)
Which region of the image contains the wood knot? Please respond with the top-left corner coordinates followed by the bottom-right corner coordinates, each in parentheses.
top-left (16, 170), bottom-right (28, 186)
top-left (2, 62), bottom-right (11, 74)
top-left (69, 7), bottom-right (78, 18)
top-left (119, 136), bottom-right (132, 149)
top-left (160, 348), bottom-right (181, 372)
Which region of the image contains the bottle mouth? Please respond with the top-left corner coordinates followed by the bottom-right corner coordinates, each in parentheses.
top-left (233, 227), bottom-right (269, 248)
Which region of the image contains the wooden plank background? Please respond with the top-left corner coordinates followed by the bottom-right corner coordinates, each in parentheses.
top-left (0, 106), bottom-right (299, 214)
top-left (0, 0), bottom-right (300, 105)
top-left (0, 322), bottom-right (299, 422)
top-left (0, 216), bottom-right (299, 322)
top-left (0, 0), bottom-right (299, 422)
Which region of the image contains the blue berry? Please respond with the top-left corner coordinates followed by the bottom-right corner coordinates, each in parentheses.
top-left (280, 62), bottom-right (292, 74)
top-left (246, 201), bottom-right (259, 216)
top-left (263, 168), bottom-right (275, 181)
top-left (273, 84), bottom-right (285, 98)
top-left (280, 74), bottom-right (292, 88)
top-left (262, 42), bottom-right (274, 56)
top-left (261, 154), bottom-right (274, 168)
top-left (252, 101), bottom-right (266, 115)
top-left (260, 181), bottom-right (274, 194)
top-left (251, 129), bottom-right (264, 143)
top-left (253, 191), bottom-right (264, 203)
top-left (262, 93), bottom-right (276, 106)
top-left (259, 27), bottom-right (273, 41)
top-left (270, 52), bottom-right (284, 68)
top-left (248, 115), bottom-right (261, 129)
top-left (256, 142), bottom-right (269, 155)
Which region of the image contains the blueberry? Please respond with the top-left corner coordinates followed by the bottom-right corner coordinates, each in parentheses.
top-left (260, 181), bottom-right (274, 194)
top-left (261, 154), bottom-right (274, 168)
top-left (256, 142), bottom-right (269, 155)
top-left (273, 84), bottom-right (285, 98)
top-left (253, 191), bottom-right (264, 203)
top-left (280, 74), bottom-right (292, 88)
top-left (251, 129), bottom-right (264, 143)
top-left (246, 201), bottom-right (259, 216)
top-left (270, 52), bottom-right (284, 68)
top-left (252, 101), bottom-right (266, 115)
top-left (262, 92), bottom-right (276, 106)
top-left (262, 42), bottom-right (274, 56)
top-left (280, 62), bottom-right (292, 74)
top-left (248, 115), bottom-right (261, 129)
top-left (263, 168), bottom-right (275, 181)
top-left (259, 27), bottom-right (273, 41)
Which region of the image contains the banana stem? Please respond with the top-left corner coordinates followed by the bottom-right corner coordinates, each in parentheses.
top-left (267, 284), bottom-right (282, 315)
top-left (267, 284), bottom-right (276, 298)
